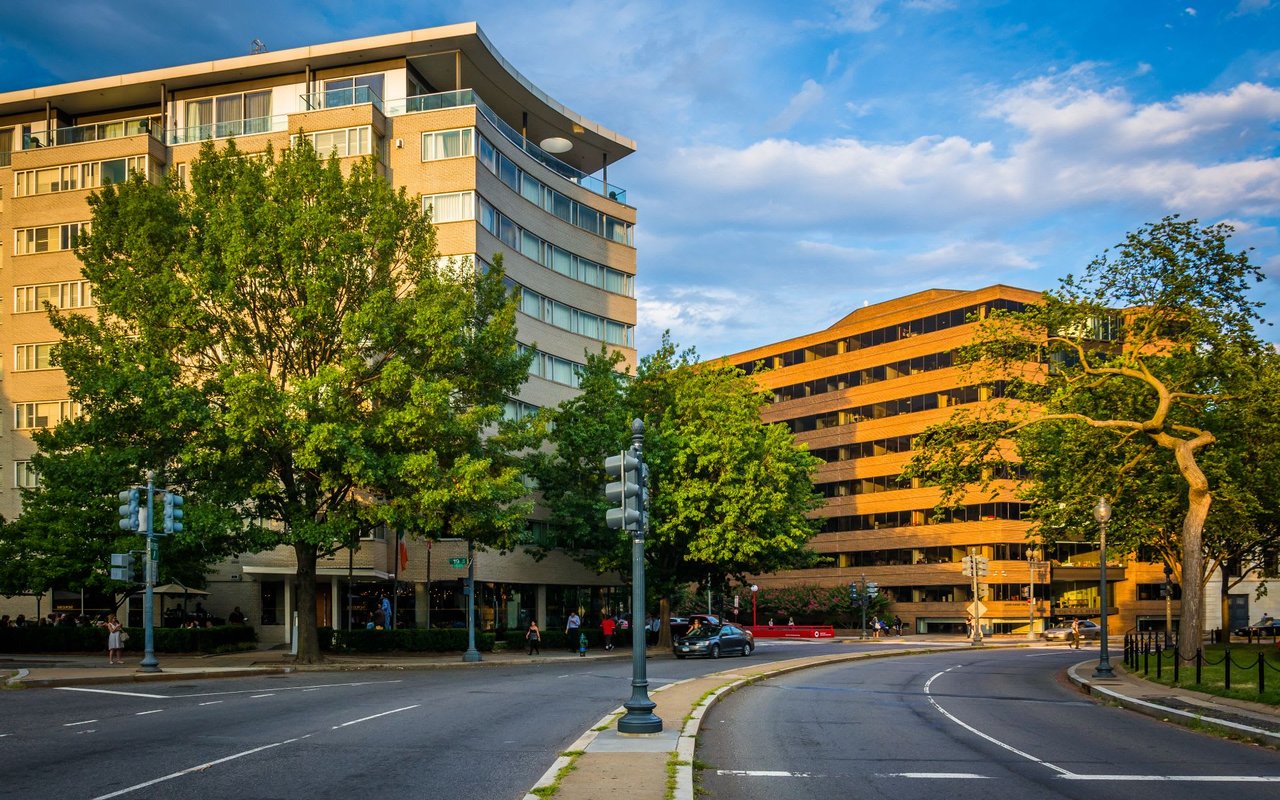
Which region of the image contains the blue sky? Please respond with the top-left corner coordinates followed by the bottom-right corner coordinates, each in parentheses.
top-left (2, 1), bottom-right (1278, 358)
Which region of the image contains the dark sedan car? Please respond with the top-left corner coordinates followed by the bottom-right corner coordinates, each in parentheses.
top-left (673, 623), bottom-right (754, 659)
top-left (1233, 619), bottom-right (1279, 637)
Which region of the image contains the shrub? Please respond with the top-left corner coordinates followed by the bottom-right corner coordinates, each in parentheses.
top-left (0, 624), bottom-right (257, 653)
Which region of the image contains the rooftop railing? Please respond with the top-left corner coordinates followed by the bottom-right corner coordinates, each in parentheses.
top-left (18, 115), bottom-right (161, 150)
top-left (300, 85), bottom-right (385, 115)
top-left (389, 88), bottom-right (626, 203)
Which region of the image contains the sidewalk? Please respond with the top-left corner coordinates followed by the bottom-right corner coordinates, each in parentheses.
top-left (6, 638), bottom-right (1277, 800)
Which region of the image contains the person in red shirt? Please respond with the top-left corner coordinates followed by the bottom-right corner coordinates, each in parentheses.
top-left (601, 615), bottom-right (617, 651)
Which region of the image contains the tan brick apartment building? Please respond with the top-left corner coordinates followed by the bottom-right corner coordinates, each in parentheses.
top-left (727, 286), bottom-right (1183, 636)
top-left (0, 24), bottom-right (634, 642)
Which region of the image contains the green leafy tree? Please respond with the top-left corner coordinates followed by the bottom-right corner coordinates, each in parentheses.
top-left (906, 217), bottom-right (1278, 659)
top-left (36, 137), bottom-right (532, 662)
top-left (532, 334), bottom-right (822, 644)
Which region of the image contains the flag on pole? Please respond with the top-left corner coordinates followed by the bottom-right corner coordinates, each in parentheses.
top-left (399, 538), bottom-right (409, 572)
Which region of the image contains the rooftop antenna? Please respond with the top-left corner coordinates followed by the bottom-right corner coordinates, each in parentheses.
top-left (250, 38), bottom-right (268, 55)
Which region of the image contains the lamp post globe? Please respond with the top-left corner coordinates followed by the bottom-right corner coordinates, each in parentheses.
top-left (1092, 496), bottom-right (1115, 678)
top-left (750, 584), bottom-right (758, 630)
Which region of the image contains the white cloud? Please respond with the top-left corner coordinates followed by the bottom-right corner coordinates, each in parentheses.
top-left (830, 0), bottom-right (886, 33)
top-left (1136, 62), bottom-right (1153, 76)
top-left (770, 79), bottom-right (827, 132)
top-left (1185, 7), bottom-right (1198, 16)
top-left (1232, 0), bottom-right (1272, 14)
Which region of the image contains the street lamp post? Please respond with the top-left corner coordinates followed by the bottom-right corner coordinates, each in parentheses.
top-left (1092, 497), bottom-right (1115, 678)
top-left (751, 584), bottom-right (758, 630)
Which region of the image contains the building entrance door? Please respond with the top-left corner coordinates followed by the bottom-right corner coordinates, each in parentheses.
top-left (1227, 594), bottom-right (1249, 633)
top-left (316, 584), bottom-right (332, 628)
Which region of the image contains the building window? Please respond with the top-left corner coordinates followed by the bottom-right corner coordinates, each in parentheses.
top-left (13, 343), bottom-right (57, 372)
top-left (14, 222), bottom-right (88, 255)
top-left (422, 191), bottom-right (475, 223)
top-left (293, 126), bottom-right (372, 158)
top-left (14, 281), bottom-right (94, 313)
top-left (14, 461), bottom-right (40, 488)
top-left (14, 400), bottom-right (82, 430)
top-left (184, 90), bottom-right (272, 141)
top-left (14, 157), bottom-right (148, 197)
top-left (421, 128), bottom-right (473, 161)
top-left (322, 74), bottom-right (385, 109)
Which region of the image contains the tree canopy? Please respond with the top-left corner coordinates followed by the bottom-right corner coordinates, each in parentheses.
top-left (905, 216), bottom-right (1280, 658)
top-left (531, 334), bottom-right (822, 640)
top-left (12, 137), bottom-right (533, 661)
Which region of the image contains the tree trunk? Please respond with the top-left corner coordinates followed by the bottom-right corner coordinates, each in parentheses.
top-left (1173, 441), bottom-right (1212, 663)
top-left (293, 541), bottom-right (322, 664)
top-left (658, 596), bottom-right (672, 649)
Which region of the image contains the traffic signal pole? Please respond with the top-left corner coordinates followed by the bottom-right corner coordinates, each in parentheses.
top-left (140, 472), bottom-right (160, 672)
top-left (608, 419), bottom-right (661, 735)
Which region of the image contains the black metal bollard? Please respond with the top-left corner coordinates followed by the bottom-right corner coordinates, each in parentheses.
top-left (1196, 648), bottom-right (1202, 685)
top-left (1143, 639), bottom-right (1150, 675)
top-left (1259, 653), bottom-right (1265, 696)
top-left (1173, 645), bottom-right (1179, 683)
top-left (1225, 647), bottom-right (1231, 691)
top-left (1156, 640), bottom-right (1163, 678)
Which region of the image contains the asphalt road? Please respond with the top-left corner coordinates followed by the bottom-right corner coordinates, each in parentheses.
top-left (697, 647), bottom-right (1280, 800)
top-left (0, 639), bottom-right (825, 800)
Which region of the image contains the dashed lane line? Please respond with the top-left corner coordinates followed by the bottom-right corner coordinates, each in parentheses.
top-left (331, 704), bottom-right (420, 729)
top-left (57, 687), bottom-right (169, 699)
top-left (63, 719), bottom-right (97, 727)
top-left (88, 734), bottom-right (313, 799)
top-left (134, 710), bottom-right (163, 716)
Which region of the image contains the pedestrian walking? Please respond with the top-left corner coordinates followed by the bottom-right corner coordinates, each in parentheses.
top-left (893, 615), bottom-right (903, 636)
top-left (1070, 618), bottom-right (1081, 649)
top-left (601, 615), bottom-right (616, 651)
top-left (106, 614), bottom-right (124, 665)
top-left (525, 621), bottom-right (541, 655)
top-left (381, 594), bottom-right (393, 631)
top-left (565, 610), bottom-right (581, 652)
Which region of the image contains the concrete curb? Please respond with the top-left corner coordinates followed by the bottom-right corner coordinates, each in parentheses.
top-left (1066, 664), bottom-right (1280, 748)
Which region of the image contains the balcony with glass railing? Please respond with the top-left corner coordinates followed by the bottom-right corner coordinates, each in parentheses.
top-left (17, 115), bottom-right (161, 151)
top-left (300, 84), bottom-right (386, 115)
top-left (166, 114), bottom-right (291, 146)
top-left (386, 88), bottom-right (626, 203)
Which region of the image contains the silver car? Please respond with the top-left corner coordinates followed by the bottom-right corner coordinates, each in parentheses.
top-left (1043, 619), bottom-right (1101, 642)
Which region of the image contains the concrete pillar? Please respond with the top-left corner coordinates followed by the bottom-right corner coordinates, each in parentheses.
top-left (330, 576), bottom-right (340, 629)
top-left (284, 580), bottom-right (294, 644)
top-left (415, 582), bottom-right (428, 628)
top-left (536, 584), bottom-right (547, 629)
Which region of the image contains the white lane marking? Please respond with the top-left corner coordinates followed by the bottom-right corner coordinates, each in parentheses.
top-left (924, 666), bottom-right (1074, 777)
top-left (174, 679), bottom-right (402, 699)
top-left (89, 735), bottom-right (312, 799)
top-left (302, 687), bottom-right (322, 692)
top-left (716, 770), bottom-right (818, 777)
top-left (250, 693), bottom-right (275, 698)
top-left (75, 730), bottom-right (96, 735)
top-left (134, 710), bottom-right (163, 716)
top-left (57, 687), bottom-right (169, 699)
top-left (1062, 775), bottom-right (1280, 782)
top-left (331, 704), bottom-right (420, 730)
top-left (63, 719), bottom-right (98, 727)
top-left (884, 772), bottom-right (989, 779)
top-left (198, 701), bottom-right (222, 706)
top-left (0, 733), bottom-right (13, 738)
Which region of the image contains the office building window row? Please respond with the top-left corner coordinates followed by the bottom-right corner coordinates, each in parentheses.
top-left (478, 194), bottom-right (633, 297)
top-left (810, 435), bottom-right (916, 464)
top-left (14, 156), bottom-right (149, 197)
top-left (502, 398), bottom-right (541, 423)
top-left (14, 281), bottom-right (94, 314)
top-left (831, 543), bottom-right (1038, 568)
top-left (14, 400), bottom-right (82, 430)
top-left (14, 461), bottom-right (40, 489)
top-left (14, 222), bottom-right (89, 255)
top-left (737, 300), bottom-right (1027, 375)
top-left (815, 473), bottom-right (913, 498)
top-left (477, 131), bottom-right (633, 245)
top-left (820, 501), bottom-right (1032, 532)
top-left (787, 382), bottom-right (1007, 434)
top-left (13, 343), bottom-right (58, 372)
top-left (520, 344), bottom-right (584, 388)
top-left (295, 126), bottom-right (373, 158)
top-left (513, 281), bottom-right (633, 347)
top-left (772, 351), bottom-right (955, 403)
top-left (422, 191), bottom-right (476, 224)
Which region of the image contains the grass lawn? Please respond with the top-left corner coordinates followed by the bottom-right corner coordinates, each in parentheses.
top-left (1128, 642), bottom-right (1280, 706)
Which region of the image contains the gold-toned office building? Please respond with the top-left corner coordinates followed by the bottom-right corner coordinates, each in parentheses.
top-left (728, 286), bottom-right (1178, 635)
top-left (0, 24), bottom-right (635, 639)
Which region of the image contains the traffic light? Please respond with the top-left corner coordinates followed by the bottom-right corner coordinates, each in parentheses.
top-left (110, 552), bottom-right (134, 582)
top-left (961, 555), bottom-right (975, 577)
top-left (974, 556), bottom-right (990, 577)
top-left (162, 491), bottom-right (185, 535)
top-left (849, 582), bottom-right (862, 606)
top-left (866, 582), bottom-right (879, 599)
top-left (118, 489), bottom-right (140, 532)
top-left (604, 450), bottom-right (642, 530)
